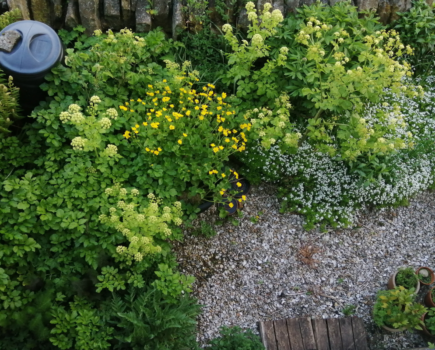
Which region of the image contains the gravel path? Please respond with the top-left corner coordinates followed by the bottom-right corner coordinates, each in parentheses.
top-left (173, 184), bottom-right (435, 349)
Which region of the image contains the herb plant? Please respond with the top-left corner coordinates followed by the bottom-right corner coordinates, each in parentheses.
top-left (373, 286), bottom-right (426, 330)
top-left (417, 267), bottom-right (433, 284)
top-left (395, 267), bottom-right (419, 289)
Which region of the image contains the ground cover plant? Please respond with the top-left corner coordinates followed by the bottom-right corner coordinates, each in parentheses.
top-left (395, 267), bottom-right (419, 289)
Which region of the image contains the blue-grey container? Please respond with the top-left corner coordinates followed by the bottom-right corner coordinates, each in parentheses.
top-left (0, 20), bottom-right (64, 113)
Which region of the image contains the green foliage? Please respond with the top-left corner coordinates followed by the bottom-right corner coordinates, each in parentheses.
top-left (0, 73), bottom-right (20, 134)
top-left (390, 0), bottom-right (435, 76)
top-left (153, 263), bottom-right (195, 301)
top-left (208, 326), bottom-right (265, 350)
top-left (109, 286), bottom-right (201, 350)
top-left (50, 297), bottom-right (114, 350)
top-left (0, 8), bottom-right (21, 30)
top-left (373, 286), bottom-right (426, 330)
top-left (190, 220), bottom-right (217, 238)
top-left (395, 267), bottom-right (419, 289)
top-left (425, 308), bottom-right (435, 335)
top-left (342, 304), bottom-right (356, 316)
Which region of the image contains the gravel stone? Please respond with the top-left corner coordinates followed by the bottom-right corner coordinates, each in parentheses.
top-left (173, 184), bottom-right (435, 349)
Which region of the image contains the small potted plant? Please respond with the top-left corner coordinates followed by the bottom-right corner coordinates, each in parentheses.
top-left (426, 286), bottom-right (435, 308)
top-left (417, 267), bottom-right (435, 286)
top-left (373, 286), bottom-right (426, 332)
top-left (422, 308), bottom-right (435, 338)
top-left (388, 267), bottom-right (420, 293)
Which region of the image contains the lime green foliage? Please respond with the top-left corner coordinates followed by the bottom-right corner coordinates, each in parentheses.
top-left (222, 1), bottom-right (286, 105)
top-left (373, 286), bottom-right (426, 330)
top-left (208, 326), bottom-right (265, 350)
top-left (395, 267), bottom-right (419, 289)
top-left (0, 8), bottom-right (21, 30)
top-left (100, 186), bottom-right (183, 263)
top-left (153, 263), bottom-right (195, 301)
top-left (0, 73), bottom-right (20, 134)
top-left (390, 0), bottom-right (435, 76)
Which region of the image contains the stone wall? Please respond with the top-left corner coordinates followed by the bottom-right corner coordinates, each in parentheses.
top-left (6, 0), bottom-right (434, 37)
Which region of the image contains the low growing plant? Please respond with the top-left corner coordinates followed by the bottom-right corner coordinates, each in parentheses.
top-left (208, 326), bottom-right (265, 350)
top-left (395, 267), bottom-right (419, 290)
top-left (425, 308), bottom-right (435, 335)
top-left (373, 286), bottom-right (426, 330)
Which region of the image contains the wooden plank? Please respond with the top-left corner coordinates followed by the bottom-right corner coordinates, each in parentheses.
top-left (274, 319), bottom-right (292, 350)
top-left (311, 319), bottom-right (330, 350)
top-left (326, 318), bottom-right (343, 350)
top-left (339, 318), bottom-right (355, 350)
top-left (299, 317), bottom-right (317, 350)
top-left (351, 317), bottom-right (369, 350)
top-left (259, 321), bottom-right (278, 350)
top-left (287, 318), bottom-right (304, 350)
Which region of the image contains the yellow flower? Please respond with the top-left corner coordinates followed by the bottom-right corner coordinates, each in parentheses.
top-left (218, 126), bottom-right (223, 132)
top-left (151, 122), bottom-right (160, 129)
top-left (233, 129), bottom-right (237, 133)
top-left (163, 79), bottom-right (167, 83)
top-left (183, 133), bottom-right (187, 137)
top-left (154, 150), bottom-right (159, 155)
top-left (217, 106), bottom-right (222, 110)
top-left (178, 139), bottom-right (182, 144)
top-left (162, 97), bottom-right (170, 102)
top-left (219, 146), bottom-right (224, 150)
top-left (202, 86), bottom-right (207, 91)
top-left (137, 98), bottom-right (142, 102)
top-left (148, 85), bottom-right (153, 88)
top-left (220, 190), bottom-right (225, 195)
top-left (195, 99), bottom-right (199, 104)
top-left (169, 125), bottom-right (175, 130)
top-left (228, 202), bottom-right (234, 208)
top-left (236, 182), bottom-right (242, 187)
top-left (210, 143), bottom-right (216, 147)
top-left (232, 144), bottom-right (237, 149)
top-left (158, 147), bottom-right (162, 151)
top-left (170, 104), bottom-right (174, 108)
top-left (225, 138), bottom-right (230, 143)
top-left (234, 171), bottom-right (239, 179)
top-left (147, 92), bottom-right (155, 96)
top-left (135, 124), bottom-right (139, 128)
top-left (146, 147), bottom-right (150, 151)
top-left (213, 147), bottom-right (219, 153)
top-left (195, 106), bottom-right (199, 110)
top-left (242, 195), bottom-right (246, 201)
top-left (123, 131), bottom-right (131, 139)
top-left (130, 109), bottom-right (134, 112)
top-left (222, 92), bottom-right (227, 99)
top-left (221, 173), bottom-right (226, 178)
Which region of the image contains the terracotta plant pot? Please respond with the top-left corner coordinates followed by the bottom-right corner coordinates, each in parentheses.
top-left (421, 313), bottom-right (435, 338)
top-left (425, 286), bottom-right (435, 308)
top-left (381, 324), bottom-right (406, 332)
top-left (387, 270), bottom-right (420, 294)
top-left (416, 267), bottom-right (435, 286)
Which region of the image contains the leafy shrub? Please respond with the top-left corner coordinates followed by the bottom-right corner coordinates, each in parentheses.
top-left (0, 8), bottom-right (21, 30)
top-left (208, 326), bottom-right (265, 350)
top-left (373, 286), bottom-right (426, 330)
top-left (241, 76), bottom-right (435, 229)
top-left (390, 0), bottom-right (435, 76)
top-left (425, 308), bottom-right (435, 335)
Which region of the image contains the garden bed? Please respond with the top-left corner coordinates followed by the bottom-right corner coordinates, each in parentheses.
top-left (175, 184), bottom-right (435, 349)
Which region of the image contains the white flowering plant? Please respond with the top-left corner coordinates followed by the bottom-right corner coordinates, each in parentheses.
top-left (241, 75), bottom-right (435, 229)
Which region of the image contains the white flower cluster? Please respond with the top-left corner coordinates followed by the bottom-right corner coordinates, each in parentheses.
top-left (243, 76), bottom-right (435, 228)
top-left (71, 136), bottom-right (87, 151)
top-left (106, 108), bottom-right (118, 119)
top-left (90, 96), bottom-right (101, 104)
top-left (104, 144), bottom-right (118, 157)
top-left (99, 117), bottom-right (112, 130)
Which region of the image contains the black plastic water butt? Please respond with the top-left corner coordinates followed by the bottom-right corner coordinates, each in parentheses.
top-left (0, 20), bottom-right (64, 114)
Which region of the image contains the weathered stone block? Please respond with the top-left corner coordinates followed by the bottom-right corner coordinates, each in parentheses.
top-left (30, 0), bottom-right (51, 24)
top-left (284, 0), bottom-right (300, 13)
top-left (273, 0), bottom-right (285, 14)
top-left (104, 0), bottom-right (122, 30)
top-left (78, 0), bottom-right (102, 35)
top-left (6, 0), bottom-right (31, 20)
top-left (377, 0), bottom-right (391, 24)
top-left (236, 8), bottom-right (249, 30)
top-left (355, 0), bottom-right (378, 11)
top-left (136, 0), bottom-right (152, 32)
top-left (257, 0), bottom-right (272, 11)
top-left (152, 0), bottom-right (172, 33)
top-left (172, 0), bottom-right (183, 39)
top-left (0, 30), bottom-right (21, 52)
top-left (65, 0), bottom-right (80, 29)
top-left (122, 0), bottom-right (135, 28)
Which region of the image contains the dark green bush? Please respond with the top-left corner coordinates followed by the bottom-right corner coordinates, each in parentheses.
top-left (208, 326), bottom-right (265, 350)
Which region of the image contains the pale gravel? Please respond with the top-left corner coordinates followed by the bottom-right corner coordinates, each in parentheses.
top-left (173, 184), bottom-right (435, 350)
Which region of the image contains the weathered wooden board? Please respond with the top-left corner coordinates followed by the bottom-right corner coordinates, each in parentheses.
top-left (339, 317), bottom-right (355, 350)
top-left (351, 317), bottom-right (369, 350)
top-left (260, 320), bottom-right (278, 350)
top-left (274, 319), bottom-right (291, 350)
top-left (299, 318), bottom-right (317, 350)
top-left (326, 318), bottom-right (343, 350)
top-left (287, 318), bottom-right (304, 350)
top-left (312, 318), bottom-right (330, 350)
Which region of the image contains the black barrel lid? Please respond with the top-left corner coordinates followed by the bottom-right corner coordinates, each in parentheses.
top-left (0, 20), bottom-right (63, 77)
